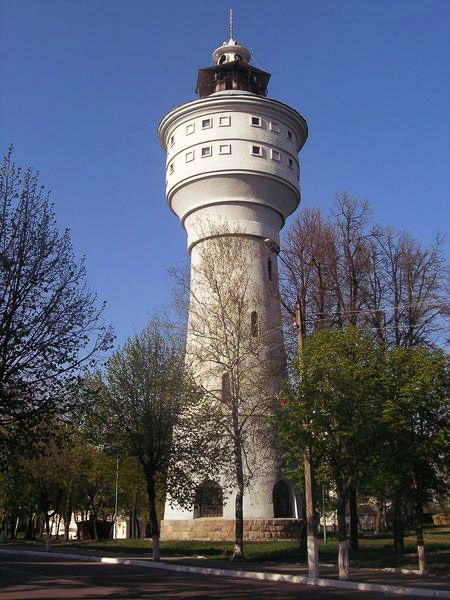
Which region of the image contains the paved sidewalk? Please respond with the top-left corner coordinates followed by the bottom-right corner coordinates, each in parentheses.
top-left (1, 542), bottom-right (449, 597)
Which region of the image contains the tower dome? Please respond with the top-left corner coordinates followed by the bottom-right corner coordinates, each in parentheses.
top-left (212, 38), bottom-right (252, 65)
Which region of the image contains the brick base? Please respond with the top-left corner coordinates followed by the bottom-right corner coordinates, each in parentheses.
top-left (160, 518), bottom-right (303, 541)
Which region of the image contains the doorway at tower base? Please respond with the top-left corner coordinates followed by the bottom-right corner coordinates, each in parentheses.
top-left (160, 518), bottom-right (303, 541)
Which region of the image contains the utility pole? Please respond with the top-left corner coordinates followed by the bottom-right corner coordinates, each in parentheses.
top-left (295, 294), bottom-right (320, 578)
top-left (113, 457), bottom-right (119, 540)
top-left (264, 238), bottom-right (319, 579)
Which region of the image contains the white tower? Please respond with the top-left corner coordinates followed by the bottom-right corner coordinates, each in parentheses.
top-left (158, 34), bottom-right (308, 540)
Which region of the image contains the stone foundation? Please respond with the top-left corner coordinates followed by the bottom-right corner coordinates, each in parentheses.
top-left (432, 513), bottom-right (450, 526)
top-left (160, 518), bottom-right (303, 541)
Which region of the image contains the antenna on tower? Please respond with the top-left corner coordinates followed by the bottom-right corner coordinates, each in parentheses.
top-left (228, 8), bottom-right (233, 40)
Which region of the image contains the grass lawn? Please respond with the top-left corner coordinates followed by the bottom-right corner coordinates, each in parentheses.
top-left (53, 526), bottom-right (450, 576)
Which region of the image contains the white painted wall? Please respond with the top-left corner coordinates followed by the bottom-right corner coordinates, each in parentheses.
top-left (159, 91), bottom-right (307, 249)
top-left (159, 89), bottom-right (307, 521)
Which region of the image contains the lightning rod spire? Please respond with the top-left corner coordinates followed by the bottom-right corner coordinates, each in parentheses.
top-left (228, 8), bottom-right (233, 40)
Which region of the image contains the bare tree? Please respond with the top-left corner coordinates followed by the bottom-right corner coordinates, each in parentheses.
top-left (0, 148), bottom-right (112, 450)
top-left (371, 228), bottom-right (448, 348)
top-left (331, 194), bottom-right (372, 326)
top-left (284, 193), bottom-right (448, 345)
top-left (186, 226), bottom-right (285, 559)
top-left (285, 208), bottom-right (334, 333)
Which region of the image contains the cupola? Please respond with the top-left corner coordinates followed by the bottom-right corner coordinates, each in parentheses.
top-left (196, 36), bottom-right (271, 98)
top-left (212, 38), bottom-right (252, 65)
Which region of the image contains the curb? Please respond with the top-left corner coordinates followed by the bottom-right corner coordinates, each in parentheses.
top-left (321, 562), bottom-right (423, 576)
top-left (1, 547), bottom-right (449, 598)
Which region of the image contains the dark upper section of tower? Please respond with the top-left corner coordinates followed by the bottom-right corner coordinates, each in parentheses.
top-left (196, 38), bottom-right (271, 98)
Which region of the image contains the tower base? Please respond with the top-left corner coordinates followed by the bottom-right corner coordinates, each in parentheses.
top-left (160, 518), bottom-right (303, 541)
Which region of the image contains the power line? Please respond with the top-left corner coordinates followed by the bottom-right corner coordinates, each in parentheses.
top-left (280, 299), bottom-right (449, 321)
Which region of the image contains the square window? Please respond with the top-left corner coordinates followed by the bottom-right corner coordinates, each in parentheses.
top-left (270, 122), bottom-right (280, 133)
top-left (251, 116), bottom-right (262, 127)
top-left (271, 149), bottom-right (280, 161)
top-left (288, 158), bottom-right (294, 168)
top-left (169, 163), bottom-right (174, 174)
top-left (186, 123), bottom-right (195, 135)
top-left (201, 146), bottom-right (212, 157)
top-left (185, 151), bottom-right (194, 162)
top-left (287, 130), bottom-right (293, 141)
top-left (169, 135), bottom-right (175, 147)
top-left (201, 118), bottom-right (212, 129)
top-left (251, 145), bottom-right (262, 156)
top-left (219, 144), bottom-right (231, 155)
top-left (219, 115), bottom-right (231, 127)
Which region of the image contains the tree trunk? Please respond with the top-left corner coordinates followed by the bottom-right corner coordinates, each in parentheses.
top-left (93, 514), bottom-right (98, 541)
top-left (25, 509), bottom-right (35, 540)
top-left (129, 512), bottom-right (133, 539)
top-left (135, 515), bottom-right (141, 538)
top-left (393, 497), bottom-right (404, 550)
top-left (374, 498), bottom-right (383, 535)
top-left (232, 430), bottom-right (245, 560)
top-left (151, 534), bottom-right (160, 561)
top-left (2, 515), bottom-right (8, 542)
top-left (64, 511), bottom-right (72, 542)
top-left (338, 539), bottom-right (350, 580)
top-left (39, 516), bottom-right (45, 539)
top-left (55, 514), bottom-right (62, 539)
top-left (44, 512), bottom-right (51, 551)
top-left (234, 486), bottom-right (244, 560)
top-left (298, 495), bottom-right (307, 553)
top-left (131, 487), bottom-right (138, 539)
top-left (146, 474), bottom-right (160, 562)
top-left (349, 488), bottom-right (359, 553)
top-left (64, 499), bottom-right (72, 541)
top-left (34, 513), bottom-right (41, 539)
top-left (415, 500), bottom-right (428, 575)
top-left (9, 513), bottom-right (17, 539)
top-left (11, 514), bottom-right (18, 539)
top-left (337, 488), bottom-right (349, 580)
top-left (74, 513), bottom-right (80, 540)
top-left (304, 447), bottom-right (319, 577)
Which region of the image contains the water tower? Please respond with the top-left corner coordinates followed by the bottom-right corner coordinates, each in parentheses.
top-left (158, 28), bottom-right (308, 541)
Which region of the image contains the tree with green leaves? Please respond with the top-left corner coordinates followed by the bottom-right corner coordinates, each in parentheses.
top-left (278, 326), bottom-right (383, 579)
top-left (116, 456), bottom-right (149, 539)
top-left (74, 444), bottom-right (117, 540)
top-left (0, 455), bottom-right (36, 540)
top-left (94, 320), bottom-right (223, 561)
top-left (0, 418), bottom-right (119, 544)
top-left (282, 194), bottom-right (449, 550)
top-left (381, 346), bottom-right (449, 574)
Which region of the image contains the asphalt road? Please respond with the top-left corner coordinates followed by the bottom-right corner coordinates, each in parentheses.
top-left (0, 553), bottom-right (421, 599)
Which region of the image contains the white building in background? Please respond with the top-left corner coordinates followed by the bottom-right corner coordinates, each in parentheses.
top-left (158, 34), bottom-right (308, 541)
top-left (48, 515), bottom-right (143, 540)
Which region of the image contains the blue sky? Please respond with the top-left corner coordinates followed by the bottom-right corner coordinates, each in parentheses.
top-left (1, 0), bottom-right (449, 348)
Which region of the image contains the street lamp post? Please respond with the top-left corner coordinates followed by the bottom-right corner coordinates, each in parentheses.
top-left (264, 238), bottom-right (319, 579)
top-left (113, 457), bottom-right (119, 540)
